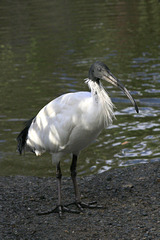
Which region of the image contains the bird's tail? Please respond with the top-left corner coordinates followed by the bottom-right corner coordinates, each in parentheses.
top-left (17, 117), bottom-right (34, 154)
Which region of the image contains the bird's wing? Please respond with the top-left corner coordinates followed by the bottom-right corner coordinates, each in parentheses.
top-left (27, 92), bottom-right (91, 154)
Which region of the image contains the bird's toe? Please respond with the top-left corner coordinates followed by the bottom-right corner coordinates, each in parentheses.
top-left (37, 204), bottom-right (80, 217)
top-left (66, 200), bottom-right (105, 211)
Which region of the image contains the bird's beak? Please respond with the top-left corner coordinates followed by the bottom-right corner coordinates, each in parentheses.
top-left (102, 71), bottom-right (139, 113)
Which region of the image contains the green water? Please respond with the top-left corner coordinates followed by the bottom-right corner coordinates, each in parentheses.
top-left (0, 0), bottom-right (160, 177)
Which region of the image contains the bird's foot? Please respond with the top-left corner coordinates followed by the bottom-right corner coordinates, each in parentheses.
top-left (37, 205), bottom-right (80, 218)
top-left (37, 202), bottom-right (105, 217)
top-left (66, 201), bottom-right (105, 212)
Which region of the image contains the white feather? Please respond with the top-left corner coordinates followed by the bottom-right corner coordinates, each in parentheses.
top-left (26, 79), bottom-right (115, 163)
top-left (85, 79), bottom-right (115, 127)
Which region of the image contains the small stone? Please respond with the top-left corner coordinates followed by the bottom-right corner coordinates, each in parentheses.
top-left (106, 176), bottom-right (112, 181)
top-left (122, 183), bottom-right (134, 189)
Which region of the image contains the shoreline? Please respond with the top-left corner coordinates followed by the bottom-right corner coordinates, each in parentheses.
top-left (0, 162), bottom-right (160, 239)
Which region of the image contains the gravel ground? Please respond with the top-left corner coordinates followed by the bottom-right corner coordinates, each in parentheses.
top-left (0, 162), bottom-right (160, 240)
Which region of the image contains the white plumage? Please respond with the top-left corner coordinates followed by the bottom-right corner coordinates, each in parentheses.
top-left (27, 79), bottom-right (115, 162)
top-left (17, 61), bottom-right (138, 217)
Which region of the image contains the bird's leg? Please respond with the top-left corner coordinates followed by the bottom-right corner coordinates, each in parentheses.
top-left (38, 162), bottom-right (79, 217)
top-left (37, 162), bottom-right (63, 217)
top-left (70, 154), bottom-right (81, 203)
top-left (68, 154), bottom-right (105, 211)
top-left (70, 154), bottom-right (84, 211)
top-left (56, 161), bottom-right (63, 216)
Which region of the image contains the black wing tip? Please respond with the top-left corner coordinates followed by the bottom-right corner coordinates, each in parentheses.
top-left (17, 117), bottom-right (35, 155)
top-left (17, 128), bottom-right (27, 155)
top-left (17, 132), bottom-right (24, 155)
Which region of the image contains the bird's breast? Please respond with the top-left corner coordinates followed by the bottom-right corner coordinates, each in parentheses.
top-left (63, 98), bottom-right (105, 154)
top-left (65, 124), bottom-right (102, 155)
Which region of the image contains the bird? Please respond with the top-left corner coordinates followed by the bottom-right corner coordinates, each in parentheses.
top-left (17, 61), bottom-right (139, 217)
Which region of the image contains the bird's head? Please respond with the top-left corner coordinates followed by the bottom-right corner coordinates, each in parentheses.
top-left (88, 61), bottom-right (139, 113)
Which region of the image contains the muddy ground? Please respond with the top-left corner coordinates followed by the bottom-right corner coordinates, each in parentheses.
top-left (0, 162), bottom-right (160, 240)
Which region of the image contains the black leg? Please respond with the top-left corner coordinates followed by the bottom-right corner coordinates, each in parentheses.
top-left (38, 156), bottom-right (104, 217)
top-left (68, 154), bottom-right (105, 211)
top-left (56, 162), bottom-right (63, 217)
top-left (56, 162), bottom-right (62, 206)
top-left (38, 161), bottom-right (79, 217)
top-left (38, 162), bottom-right (63, 217)
top-left (70, 154), bottom-right (81, 203)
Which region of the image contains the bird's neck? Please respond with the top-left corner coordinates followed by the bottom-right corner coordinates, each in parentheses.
top-left (85, 79), bottom-right (115, 127)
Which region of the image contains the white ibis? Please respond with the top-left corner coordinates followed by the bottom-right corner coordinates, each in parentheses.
top-left (17, 61), bottom-right (139, 217)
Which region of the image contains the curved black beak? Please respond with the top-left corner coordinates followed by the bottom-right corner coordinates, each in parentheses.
top-left (102, 71), bottom-right (139, 113)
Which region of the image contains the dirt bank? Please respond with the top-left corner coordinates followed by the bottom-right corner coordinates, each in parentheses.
top-left (0, 162), bottom-right (160, 240)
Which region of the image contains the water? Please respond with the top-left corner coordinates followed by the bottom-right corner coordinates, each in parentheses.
top-left (0, 0), bottom-right (160, 177)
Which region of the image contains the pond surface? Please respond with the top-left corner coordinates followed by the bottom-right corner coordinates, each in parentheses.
top-left (0, 0), bottom-right (160, 177)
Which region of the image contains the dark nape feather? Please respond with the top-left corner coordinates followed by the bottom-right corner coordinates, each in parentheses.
top-left (17, 117), bottom-right (35, 154)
